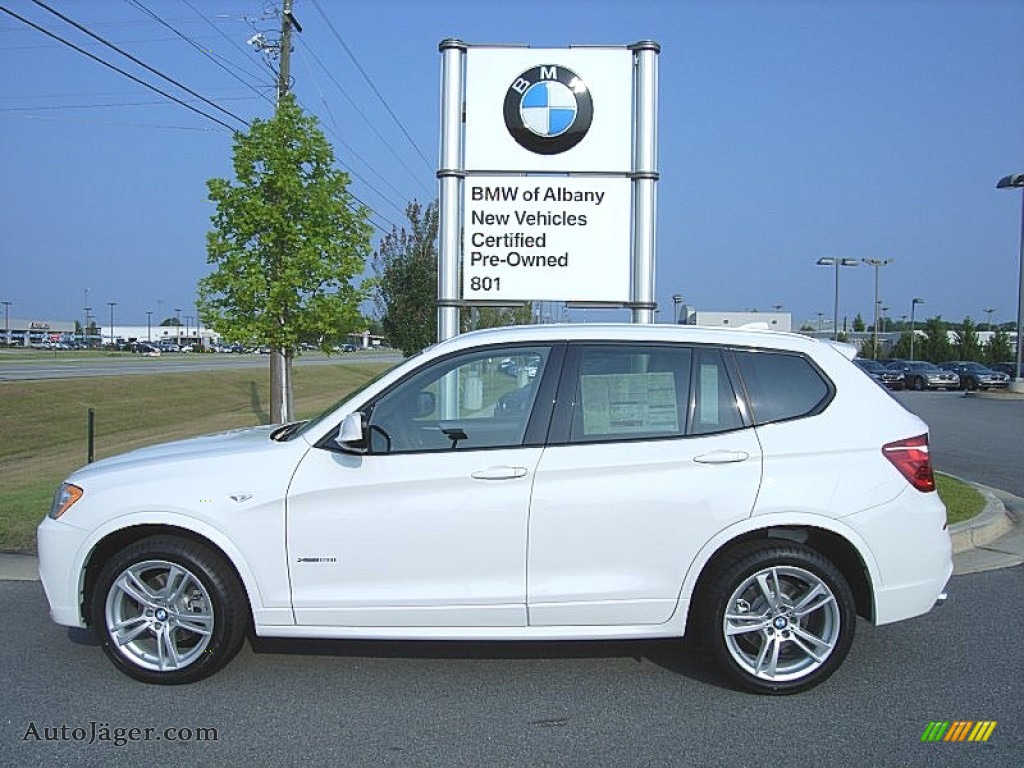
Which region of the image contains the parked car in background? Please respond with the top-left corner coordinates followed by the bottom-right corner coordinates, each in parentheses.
top-left (38, 324), bottom-right (952, 694)
top-left (853, 358), bottom-right (905, 390)
top-left (992, 361), bottom-right (1024, 379)
top-left (937, 361), bottom-right (1009, 391)
top-left (885, 361), bottom-right (960, 391)
top-left (130, 342), bottom-right (161, 357)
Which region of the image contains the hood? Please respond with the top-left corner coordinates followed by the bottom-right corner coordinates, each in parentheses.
top-left (70, 425), bottom-right (284, 481)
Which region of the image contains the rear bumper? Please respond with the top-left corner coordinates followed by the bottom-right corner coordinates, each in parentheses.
top-left (845, 489), bottom-right (953, 626)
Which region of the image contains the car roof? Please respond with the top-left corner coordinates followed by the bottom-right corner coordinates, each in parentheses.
top-left (431, 323), bottom-right (838, 357)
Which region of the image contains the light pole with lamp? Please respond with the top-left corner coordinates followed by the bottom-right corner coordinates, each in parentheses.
top-left (175, 308), bottom-right (182, 346)
top-left (2, 300), bottom-right (11, 347)
top-left (996, 173), bottom-right (1024, 391)
top-left (910, 298), bottom-right (924, 361)
top-left (816, 257), bottom-right (859, 340)
top-left (146, 311), bottom-right (153, 342)
top-left (862, 258), bottom-right (893, 359)
top-left (983, 308), bottom-right (995, 331)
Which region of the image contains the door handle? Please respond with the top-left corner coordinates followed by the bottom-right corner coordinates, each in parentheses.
top-left (471, 466), bottom-right (528, 480)
top-left (694, 450), bottom-right (750, 465)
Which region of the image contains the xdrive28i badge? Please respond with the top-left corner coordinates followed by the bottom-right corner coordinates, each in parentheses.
top-left (503, 65), bottom-right (593, 155)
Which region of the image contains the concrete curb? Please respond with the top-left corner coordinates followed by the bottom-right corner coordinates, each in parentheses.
top-left (948, 484), bottom-right (1013, 554)
top-left (0, 552), bottom-right (40, 581)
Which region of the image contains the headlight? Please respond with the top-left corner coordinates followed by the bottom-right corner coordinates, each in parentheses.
top-left (50, 483), bottom-right (83, 520)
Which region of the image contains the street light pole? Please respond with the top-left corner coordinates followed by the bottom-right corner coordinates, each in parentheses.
top-left (2, 300), bottom-right (10, 347)
top-left (816, 257), bottom-right (859, 340)
top-left (672, 294), bottom-right (683, 324)
top-left (910, 298), bottom-right (924, 360)
top-left (107, 302), bottom-right (116, 348)
top-left (982, 308), bottom-right (995, 331)
top-left (862, 258), bottom-right (893, 359)
top-left (996, 173), bottom-right (1024, 390)
top-left (146, 311), bottom-right (152, 342)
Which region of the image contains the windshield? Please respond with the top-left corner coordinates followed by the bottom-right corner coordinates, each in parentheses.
top-left (281, 358), bottom-right (410, 441)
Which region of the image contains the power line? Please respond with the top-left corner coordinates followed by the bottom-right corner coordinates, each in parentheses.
top-left (308, 0), bottom-right (433, 173)
top-left (0, 4), bottom-right (239, 132)
top-left (293, 45), bottom-right (408, 221)
top-left (294, 35), bottom-right (433, 198)
top-left (0, 96), bottom-right (258, 112)
top-left (129, 0), bottom-right (275, 105)
top-left (29, 0), bottom-right (250, 128)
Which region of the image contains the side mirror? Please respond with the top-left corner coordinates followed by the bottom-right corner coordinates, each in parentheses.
top-left (334, 412), bottom-right (367, 453)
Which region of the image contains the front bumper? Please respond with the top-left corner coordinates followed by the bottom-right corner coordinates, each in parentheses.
top-left (37, 516), bottom-right (91, 628)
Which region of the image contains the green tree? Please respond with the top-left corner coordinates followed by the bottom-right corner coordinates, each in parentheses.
top-left (372, 200), bottom-right (439, 356)
top-left (199, 95), bottom-right (372, 422)
top-left (892, 331), bottom-right (914, 360)
top-left (985, 327), bottom-right (1013, 365)
top-left (953, 316), bottom-right (982, 361)
top-left (918, 316), bottom-right (952, 362)
top-left (858, 335), bottom-right (881, 360)
top-left (852, 313), bottom-right (865, 332)
top-left (159, 317), bottom-right (182, 327)
top-left (465, 305), bottom-right (534, 332)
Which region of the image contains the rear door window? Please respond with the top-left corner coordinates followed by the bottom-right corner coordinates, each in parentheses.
top-left (733, 350), bottom-right (832, 425)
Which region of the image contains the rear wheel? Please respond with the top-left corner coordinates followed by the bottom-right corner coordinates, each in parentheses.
top-left (696, 542), bottom-right (855, 695)
top-left (913, 376), bottom-right (926, 391)
top-left (965, 377), bottom-right (978, 391)
top-left (91, 536), bottom-right (248, 684)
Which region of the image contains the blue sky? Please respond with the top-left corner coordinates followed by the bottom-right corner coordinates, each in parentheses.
top-left (1, 0), bottom-right (1022, 330)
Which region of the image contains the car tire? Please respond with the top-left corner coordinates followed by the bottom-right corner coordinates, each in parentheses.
top-left (91, 535), bottom-right (249, 684)
top-left (695, 541), bottom-right (856, 695)
top-left (965, 377), bottom-right (978, 392)
top-left (913, 376), bottom-right (925, 391)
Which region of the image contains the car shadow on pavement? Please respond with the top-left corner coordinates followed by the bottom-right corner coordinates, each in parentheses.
top-left (248, 635), bottom-right (729, 689)
top-left (67, 627), bottom-right (100, 646)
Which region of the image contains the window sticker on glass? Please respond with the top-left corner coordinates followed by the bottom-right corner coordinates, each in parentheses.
top-left (581, 372), bottom-right (678, 435)
top-left (699, 364), bottom-right (721, 425)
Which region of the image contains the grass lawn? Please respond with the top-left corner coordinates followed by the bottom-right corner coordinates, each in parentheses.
top-left (935, 473), bottom-right (986, 525)
top-left (0, 362), bottom-right (392, 552)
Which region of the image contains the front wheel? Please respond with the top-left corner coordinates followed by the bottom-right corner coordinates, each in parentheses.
top-left (913, 376), bottom-right (926, 391)
top-left (695, 542), bottom-right (856, 695)
top-left (91, 536), bottom-right (249, 684)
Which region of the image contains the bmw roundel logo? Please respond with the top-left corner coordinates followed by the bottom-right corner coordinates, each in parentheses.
top-left (503, 65), bottom-right (593, 155)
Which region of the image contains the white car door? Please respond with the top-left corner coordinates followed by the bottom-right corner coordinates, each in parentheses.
top-left (528, 343), bottom-right (763, 627)
top-left (286, 344), bottom-right (561, 628)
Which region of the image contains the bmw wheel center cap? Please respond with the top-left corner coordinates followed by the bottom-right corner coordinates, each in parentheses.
top-left (503, 65), bottom-right (594, 155)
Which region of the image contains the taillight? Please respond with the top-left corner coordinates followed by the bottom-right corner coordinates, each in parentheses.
top-left (882, 434), bottom-right (936, 492)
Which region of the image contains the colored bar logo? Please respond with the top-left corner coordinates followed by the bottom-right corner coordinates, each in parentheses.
top-left (921, 721), bottom-right (997, 742)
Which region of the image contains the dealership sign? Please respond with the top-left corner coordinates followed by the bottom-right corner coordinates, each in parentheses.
top-left (437, 40), bottom-right (659, 336)
top-left (464, 48), bottom-right (633, 173)
top-left (463, 176), bottom-right (630, 301)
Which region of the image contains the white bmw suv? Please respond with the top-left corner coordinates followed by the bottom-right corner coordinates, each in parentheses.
top-left (38, 324), bottom-right (951, 694)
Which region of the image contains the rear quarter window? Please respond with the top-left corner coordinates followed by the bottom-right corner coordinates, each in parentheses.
top-left (733, 350), bottom-right (832, 425)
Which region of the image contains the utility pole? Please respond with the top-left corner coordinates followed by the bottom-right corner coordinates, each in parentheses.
top-left (270, 0), bottom-right (301, 423)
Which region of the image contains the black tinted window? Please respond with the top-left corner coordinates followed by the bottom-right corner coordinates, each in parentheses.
top-left (734, 350), bottom-right (831, 424)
